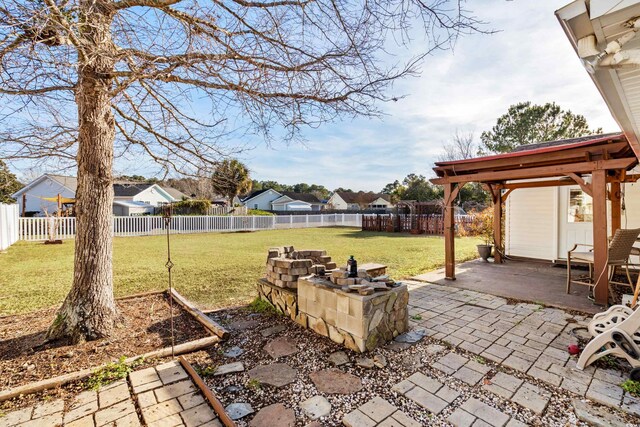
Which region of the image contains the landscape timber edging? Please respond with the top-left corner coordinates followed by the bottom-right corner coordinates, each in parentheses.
top-left (178, 356), bottom-right (237, 427)
top-left (0, 290), bottom-right (222, 402)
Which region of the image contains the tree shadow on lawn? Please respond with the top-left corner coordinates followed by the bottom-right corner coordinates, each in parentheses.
top-left (335, 230), bottom-right (446, 239)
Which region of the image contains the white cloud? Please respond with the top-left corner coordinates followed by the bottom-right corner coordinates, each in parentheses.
top-left (245, 0), bottom-right (618, 191)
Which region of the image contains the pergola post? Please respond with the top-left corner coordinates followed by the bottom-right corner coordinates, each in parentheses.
top-left (592, 169), bottom-right (609, 305)
top-left (444, 183), bottom-right (456, 280)
top-left (611, 180), bottom-right (622, 234)
top-left (490, 186), bottom-right (503, 264)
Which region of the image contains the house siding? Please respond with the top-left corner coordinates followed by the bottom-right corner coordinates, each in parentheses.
top-left (505, 187), bottom-right (557, 260)
top-left (16, 177), bottom-right (75, 215)
top-left (244, 189), bottom-right (281, 210)
top-left (125, 185), bottom-right (174, 206)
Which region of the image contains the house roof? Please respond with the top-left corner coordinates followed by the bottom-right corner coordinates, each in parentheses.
top-left (113, 183), bottom-right (155, 197)
top-left (48, 175), bottom-right (78, 192)
top-left (556, 1), bottom-right (640, 160)
top-left (512, 132), bottom-right (624, 152)
top-left (336, 191), bottom-right (391, 204)
top-left (113, 200), bottom-right (154, 207)
top-left (12, 174), bottom-right (78, 198)
top-left (241, 188), bottom-right (277, 202)
top-left (280, 191), bottom-right (321, 203)
top-left (162, 186), bottom-right (188, 200)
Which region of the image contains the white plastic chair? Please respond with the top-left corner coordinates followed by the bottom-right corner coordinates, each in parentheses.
top-left (577, 304), bottom-right (640, 375)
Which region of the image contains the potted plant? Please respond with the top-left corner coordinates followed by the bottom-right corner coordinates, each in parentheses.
top-left (469, 207), bottom-right (494, 261)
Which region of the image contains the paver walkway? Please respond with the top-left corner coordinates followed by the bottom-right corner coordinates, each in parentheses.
top-left (403, 280), bottom-right (640, 415)
top-left (0, 361), bottom-right (222, 427)
top-left (342, 280), bottom-right (640, 426)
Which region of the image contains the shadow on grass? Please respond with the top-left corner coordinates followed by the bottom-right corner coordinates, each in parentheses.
top-left (334, 230), bottom-right (447, 239)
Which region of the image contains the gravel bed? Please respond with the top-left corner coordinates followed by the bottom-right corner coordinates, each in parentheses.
top-left (184, 307), bottom-right (640, 427)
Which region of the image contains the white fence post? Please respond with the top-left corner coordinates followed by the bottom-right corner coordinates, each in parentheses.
top-left (0, 204), bottom-right (19, 250)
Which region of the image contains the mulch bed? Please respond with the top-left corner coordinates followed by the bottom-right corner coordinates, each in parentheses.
top-left (0, 293), bottom-right (209, 392)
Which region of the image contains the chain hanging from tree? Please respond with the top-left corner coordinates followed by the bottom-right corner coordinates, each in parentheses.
top-left (162, 204), bottom-right (176, 358)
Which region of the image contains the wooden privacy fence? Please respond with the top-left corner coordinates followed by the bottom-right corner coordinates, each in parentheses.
top-left (0, 204), bottom-right (19, 250)
top-left (19, 213), bottom-right (363, 241)
top-left (362, 214), bottom-right (474, 235)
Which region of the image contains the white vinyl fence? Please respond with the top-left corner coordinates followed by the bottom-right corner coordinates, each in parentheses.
top-left (19, 213), bottom-right (363, 241)
top-left (0, 203), bottom-right (19, 250)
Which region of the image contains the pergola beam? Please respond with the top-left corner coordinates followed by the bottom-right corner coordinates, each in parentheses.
top-left (433, 140), bottom-right (630, 175)
top-left (431, 157), bottom-right (637, 185)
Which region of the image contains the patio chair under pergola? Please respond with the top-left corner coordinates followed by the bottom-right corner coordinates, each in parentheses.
top-left (430, 133), bottom-right (639, 306)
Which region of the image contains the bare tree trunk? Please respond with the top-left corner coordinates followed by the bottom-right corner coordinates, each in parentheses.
top-left (47, 4), bottom-right (118, 343)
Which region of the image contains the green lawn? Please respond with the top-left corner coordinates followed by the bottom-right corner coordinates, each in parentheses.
top-left (0, 227), bottom-right (480, 315)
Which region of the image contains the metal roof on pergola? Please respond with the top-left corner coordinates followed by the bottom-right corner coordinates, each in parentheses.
top-left (430, 132), bottom-right (639, 306)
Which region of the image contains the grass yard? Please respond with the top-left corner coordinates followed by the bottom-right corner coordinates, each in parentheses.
top-left (0, 227), bottom-right (480, 315)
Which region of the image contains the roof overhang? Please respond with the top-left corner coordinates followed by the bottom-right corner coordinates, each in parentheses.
top-left (556, 0), bottom-right (640, 159)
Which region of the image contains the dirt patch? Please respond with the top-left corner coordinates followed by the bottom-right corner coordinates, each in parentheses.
top-left (0, 293), bottom-right (209, 391)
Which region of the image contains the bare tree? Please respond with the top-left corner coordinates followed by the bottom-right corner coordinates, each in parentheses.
top-left (437, 130), bottom-right (476, 162)
top-left (0, 0), bottom-right (487, 342)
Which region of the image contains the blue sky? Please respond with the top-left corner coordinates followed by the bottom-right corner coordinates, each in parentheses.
top-left (9, 0), bottom-right (619, 191)
top-left (241, 0), bottom-right (619, 191)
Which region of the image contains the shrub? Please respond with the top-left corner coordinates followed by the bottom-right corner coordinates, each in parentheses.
top-left (467, 206), bottom-right (494, 245)
top-left (248, 209), bottom-right (274, 216)
top-left (173, 199), bottom-right (212, 215)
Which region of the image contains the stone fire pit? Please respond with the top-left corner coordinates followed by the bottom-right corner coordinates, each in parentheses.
top-left (257, 247), bottom-right (409, 352)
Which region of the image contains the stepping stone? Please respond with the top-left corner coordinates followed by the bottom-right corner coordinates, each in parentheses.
top-left (309, 369), bottom-right (363, 394)
top-left (329, 351), bottom-right (350, 366)
top-left (264, 337), bottom-right (299, 359)
top-left (226, 402), bottom-right (254, 420)
top-left (373, 355), bottom-right (387, 368)
top-left (248, 363), bottom-right (297, 387)
top-left (356, 358), bottom-right (375, 369)
top-left (300, 395), bottom-right (331, 420)
top-left (223, 346), bottom-right (244, 358)
top-left (249, 403), bottom-right (295, 427)
top-left (401, 354), bottom-right (424, 371)
top-left (229, 319), bottom-right (260, 330)
top-left (214, 362), bottom-right (245, 376)
top-left (572, 399), bottom-right (627, 427)
top-left (385, 341), bottom-right (412, 351)
top-left (394, 329), bottom-right (426, 344)
top-left (260, 325), bottom-right (286, 337)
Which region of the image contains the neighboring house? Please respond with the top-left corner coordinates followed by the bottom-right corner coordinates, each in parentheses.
top-left (240, 189), bottom-right (323, 211)
top-left (241, 189), bottom-right (283, 211)
top-left (112, 200), bottom-right (156, 216)
top-left (162, 186), bottom-right (189, 201)
top-left (113, 183), bottom-right (175, 207)
top-left (272, 192), bottom-right (323, 211)
top-left (11, 174), bottom-right (77, 216)
top-left (327, 191), bottom-right (394, 210)
top-left (12, 174), bottom-right (180, 216)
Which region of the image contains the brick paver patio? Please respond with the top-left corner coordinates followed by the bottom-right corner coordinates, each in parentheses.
top-left (0, 361), bottom-right (222, 427)
top-left (342, 280), bottom-right (640, 426)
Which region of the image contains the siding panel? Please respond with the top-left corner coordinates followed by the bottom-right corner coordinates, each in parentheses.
top-left (506, 187), bottom-right (556, 260)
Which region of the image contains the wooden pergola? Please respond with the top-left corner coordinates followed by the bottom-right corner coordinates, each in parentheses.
top-left (430, 133), bottom-right (639, 306)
